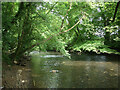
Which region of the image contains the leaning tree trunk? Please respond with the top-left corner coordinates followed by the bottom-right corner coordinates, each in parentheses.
top-left (12, 3), bottom-right (36, 61)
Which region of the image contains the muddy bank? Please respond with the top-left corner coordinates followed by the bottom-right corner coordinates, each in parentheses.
top-left (2, 57), bottom-right (33, 88)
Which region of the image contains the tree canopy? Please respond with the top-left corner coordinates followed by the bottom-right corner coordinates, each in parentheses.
top-left (2, 1), bottom-right (120, 63)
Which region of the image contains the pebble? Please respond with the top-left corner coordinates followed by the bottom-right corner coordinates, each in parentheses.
top-left (103, 71), bottom-right (107, 74)
top-left (62, 62), bottom-right (65, 64)
top-left (0, 87), bottom-right (4, 89)
top-left (114, 74), bottom-right (118, 76)
top-left (50, 70), bottom-right (59, 73)
top-left (110, 69), bottom-right (114, 71)
top-left (22, 80), bottom-right (27, 83)
top-left (8, 65), bottom-right (11, 67)
top-left (18, 70), bottom-right (22, 74)
top-left (14, 61), bottom-right (18, 64)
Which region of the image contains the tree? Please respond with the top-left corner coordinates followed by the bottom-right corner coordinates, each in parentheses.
top-left (2, 2), bottom-right (120, 64)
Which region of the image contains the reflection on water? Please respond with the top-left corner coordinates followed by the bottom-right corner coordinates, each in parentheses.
top-left (31, 52), bottom-right (119, 88)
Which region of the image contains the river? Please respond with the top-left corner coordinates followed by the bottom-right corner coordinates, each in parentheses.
top-left (30, 51), bottom-right (119, 88)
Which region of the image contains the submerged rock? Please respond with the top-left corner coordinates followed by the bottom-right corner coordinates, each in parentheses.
top-left (50, 70), bottom-right (59, 73)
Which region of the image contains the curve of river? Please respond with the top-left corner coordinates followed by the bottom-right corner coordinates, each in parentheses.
top-left (30, 51), bottom-right (119, 88)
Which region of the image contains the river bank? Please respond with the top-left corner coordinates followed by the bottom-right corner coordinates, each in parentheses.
top-left (2, 56), bottom-right (33, 88)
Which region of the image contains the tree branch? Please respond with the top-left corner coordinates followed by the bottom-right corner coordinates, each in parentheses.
top-left (111, 0), bottom-right (120, 23)
top-left (60, 3), bottom-right (72, 31)
top-left (104, 1), bottom-right (120, 26)
top-left (46, 2), bottom-right (58, 15)
top-left (20, 15), bottom-right (85, 54)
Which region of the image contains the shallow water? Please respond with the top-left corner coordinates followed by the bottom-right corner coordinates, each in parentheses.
top-left (31, 52), bottom-right (119, 88)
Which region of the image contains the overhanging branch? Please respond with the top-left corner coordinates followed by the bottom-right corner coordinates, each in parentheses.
top-left (20, 15), bottom-right (85, 54)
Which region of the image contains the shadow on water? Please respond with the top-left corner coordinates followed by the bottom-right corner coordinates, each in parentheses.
top-left (30, 51), bottom-right (119, 88)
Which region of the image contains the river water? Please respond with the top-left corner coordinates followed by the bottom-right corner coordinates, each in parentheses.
top-left (30, 51), bottom-right (119, 88)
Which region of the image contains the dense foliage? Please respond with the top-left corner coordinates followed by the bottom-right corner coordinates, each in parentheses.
top-left (2, 2), bottom-right (120, 63)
